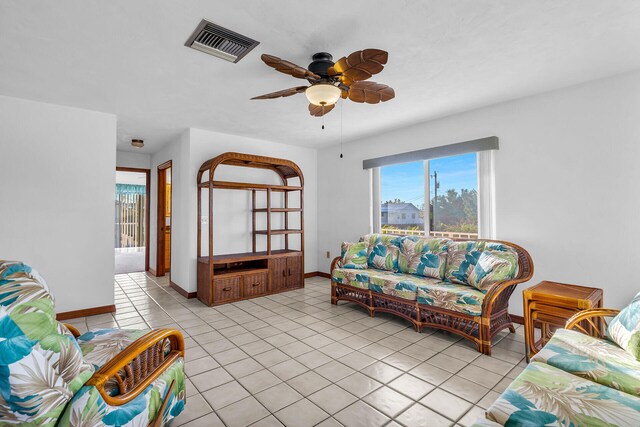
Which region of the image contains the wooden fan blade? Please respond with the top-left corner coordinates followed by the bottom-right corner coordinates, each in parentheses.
top-left (347, 81), bottom-right (395, 104)
top-left (251, 86), bottom-right (308, 100)
top-left (330, 49), bottom-right (388, 82)
top-left (308, 103), bottom-right (335, 117)
top-left (261, 54), bottom-right (321, 80)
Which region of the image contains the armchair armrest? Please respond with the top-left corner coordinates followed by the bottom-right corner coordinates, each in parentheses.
top-left (85, 328), bottom-right (184, 406)
top-left (565, 308), bottom-right (620, 339)
top-left (330, 256), bottom-right (342, 275)
top-left (63, 323), bottom-right (81, 338)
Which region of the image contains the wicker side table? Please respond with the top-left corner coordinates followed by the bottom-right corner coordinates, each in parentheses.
top-left (523, 281), bottom-right (603, 360)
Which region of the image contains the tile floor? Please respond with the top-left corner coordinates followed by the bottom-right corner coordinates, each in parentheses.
top-left (66, 272), bottom-right (528, 427)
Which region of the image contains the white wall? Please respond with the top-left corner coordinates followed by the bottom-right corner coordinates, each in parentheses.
top-left (150, 128), bottom-right (318, 294)
top-left (116, 150), bottom-right (151, 170)
top-left (149, 131), bottom-right (187, 276)
top-left (0, 95), bottom-right (116, 313)
top-left (318, 71), bottom-right (640, 315)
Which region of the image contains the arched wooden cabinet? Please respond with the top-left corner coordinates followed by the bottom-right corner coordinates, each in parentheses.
top-left (197, 152), bottom-right (304, 306)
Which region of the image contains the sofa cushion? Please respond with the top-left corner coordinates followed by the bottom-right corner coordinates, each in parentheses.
top-left (340, 241), bottom-right (369, 269)
top-left (364, 233), bottom-right (401, 272)
top-left (332, 268), bottom-right (370, 290)
top-left (77, 328), bottom-right (150, 370)
top-left (533, 328), bottom-right (640, 397)
top-left (607, 291), bottom-right (640, 360)
top-left (416, 281), bottom-right (485, 316)
top-left (486, 361), bottom-right (640, 427)
top-left (368, 270), bottom-right (417, 301)
top-left (0, 261), bottom-right (95, 426)
top-left (467, 250), bottom-right (516, 291)
top-left (397, 236), bottom-right (451, 280)
top-left (445, 241), bottom-right (519, 287)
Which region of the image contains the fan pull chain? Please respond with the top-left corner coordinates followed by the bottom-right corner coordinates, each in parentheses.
top-left (340, 99), bottom-right (344, 158)
top-left (321, 105), bottom-right (325, 129)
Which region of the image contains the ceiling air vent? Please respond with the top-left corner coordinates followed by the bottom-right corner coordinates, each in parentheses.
top-left (185, 19), bottom-right (259, 63)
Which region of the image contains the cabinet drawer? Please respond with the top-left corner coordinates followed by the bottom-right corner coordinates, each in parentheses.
top-left (243, 271), bottom-right (268, 297)
top-left (213, 276), bottom-right (241, 302)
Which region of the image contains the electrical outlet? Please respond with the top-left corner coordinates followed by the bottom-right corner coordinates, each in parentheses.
top-left (326, 251), bottom-right (330, 258)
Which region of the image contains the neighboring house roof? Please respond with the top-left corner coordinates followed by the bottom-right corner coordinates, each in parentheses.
top-left (381, 202), bottom-right (421, 213)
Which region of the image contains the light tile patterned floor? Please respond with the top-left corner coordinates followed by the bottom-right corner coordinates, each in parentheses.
top-left (66, 273), bottom-right (527, 427)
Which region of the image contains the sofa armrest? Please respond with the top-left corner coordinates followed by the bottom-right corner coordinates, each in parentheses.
top-left (565, 308), bottom-right (620, 339)
top-left (480, 240), bottom-right (535, 318)
top-left (85, 328), bottom-right (184, 406)
top-left (330, 256), bottom-right (342, 275)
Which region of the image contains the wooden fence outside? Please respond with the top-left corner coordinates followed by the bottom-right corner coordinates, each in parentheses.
top-left (115, 192), bottom-right (146, 248)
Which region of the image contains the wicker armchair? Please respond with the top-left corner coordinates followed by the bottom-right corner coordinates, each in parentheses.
top-left (331, 237), bottom-right (533, 355)
top-left (565, 308), bottom-right (621, 338)
top-left (0, 260), bottom-right (186, 426)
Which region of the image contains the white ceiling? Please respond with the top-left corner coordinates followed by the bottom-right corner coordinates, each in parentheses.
top-left (1, 1), bottom-right (640, 154)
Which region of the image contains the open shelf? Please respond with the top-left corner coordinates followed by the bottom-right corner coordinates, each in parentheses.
top-left (255, 229), bottom-right (302, 235)
top-left (199, 180), bottom-right (302, 192)
top-left (197, 152), bottom-right (305, 306)
top-left (198, 249), bottom-right (303, 264)
top-left (253, 208), bottom-right (302, 213)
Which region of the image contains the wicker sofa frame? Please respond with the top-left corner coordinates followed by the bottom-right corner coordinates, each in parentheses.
top-left (330, 239), bottom-right (534, 355)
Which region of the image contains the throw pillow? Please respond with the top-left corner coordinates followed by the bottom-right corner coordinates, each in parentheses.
top-left (467, 251), bottom-right (513, 291)
top-left (607, 291), bottom-right (640, 360)
top-left (366, 234), bottom-right (401, 272)
top-left (397, 236), bottom-right (450, 279)
top-left (341, 241), bottom-right (369, 269)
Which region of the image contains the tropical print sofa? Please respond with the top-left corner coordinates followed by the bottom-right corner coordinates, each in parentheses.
top-left (474, 294), bottom-right (640, 426)
top-left (331, 234), bottom-right (533, 355)
top-left (0, 260), bottom-right (186, 426)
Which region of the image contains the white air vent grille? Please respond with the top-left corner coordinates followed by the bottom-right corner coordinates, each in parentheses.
top-left (185, 19), bottom-right (259, 63)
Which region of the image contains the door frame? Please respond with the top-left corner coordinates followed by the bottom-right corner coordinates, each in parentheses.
top-left (115, 167), bottom-right (151, 272)
top-left (156, 160), bottom-right (172, 276)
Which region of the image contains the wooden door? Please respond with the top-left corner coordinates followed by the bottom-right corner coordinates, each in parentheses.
top-left (270, 257), bottom-right (287, 291)
top-left (286, 255), bottom-right (303, 289)
top-left (156, 161), bottom-right (172, 276)
top-left (164, 227), bottom-right (171, 271)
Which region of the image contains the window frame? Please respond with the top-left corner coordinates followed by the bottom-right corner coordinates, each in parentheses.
top-left (372, 150), bottom-right (496, 239)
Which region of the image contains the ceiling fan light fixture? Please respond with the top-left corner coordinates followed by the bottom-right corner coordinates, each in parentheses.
top-left (305, 83), bottom-right (341, 106)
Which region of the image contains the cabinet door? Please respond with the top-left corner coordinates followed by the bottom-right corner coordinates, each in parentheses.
top-left (270, 258), bottom-right (288, 292)
top-left (286, 255), bottom-right (303, 289)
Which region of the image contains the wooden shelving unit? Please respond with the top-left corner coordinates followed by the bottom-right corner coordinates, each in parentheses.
top-left (196, 152), bottom-right (304, 306)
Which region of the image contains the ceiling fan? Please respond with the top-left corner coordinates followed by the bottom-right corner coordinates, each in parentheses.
top-left (251, 49), bottom-right (395, 116)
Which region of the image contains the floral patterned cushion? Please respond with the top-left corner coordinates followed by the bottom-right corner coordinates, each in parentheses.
top-left (331, 268), bottom-right (370, 290)
top-left (0, 261), bottom-right (96, 426)
top-left (368, 270), bottom-right (418, 301)
top-left (467, 250), bottom-right (516, 291)
top-left (533, 328), bottom-right (640, 397)
top-left (397, 236), bottom-right (451, 280)
top-left (416, 280), bottom-right (485, 315)
top-left (445, 241), bottom-right (518, 286)
top-left (58, 357), bottom-right (186, 426)
top-left (486, 361), bottom-right (640, 427)
top-left (341, 241), bottom-right (369, 269)
top-left (364, 234), bottom-right (402, 272)
top-left (78, 328), bottom-right (150, 370)
top-left (607, 291), bottom-right (640, 360)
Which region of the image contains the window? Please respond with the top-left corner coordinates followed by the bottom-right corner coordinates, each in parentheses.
top-left (377, 152), bottom-right (484, 238)
top-left (380, 160), bottom-right (425, 233)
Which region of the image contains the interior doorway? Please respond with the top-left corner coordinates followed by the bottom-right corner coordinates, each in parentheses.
top-left (115, 168), bottom-right (150, 274)
top-left (156, 161), bottom-right (172, 276)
